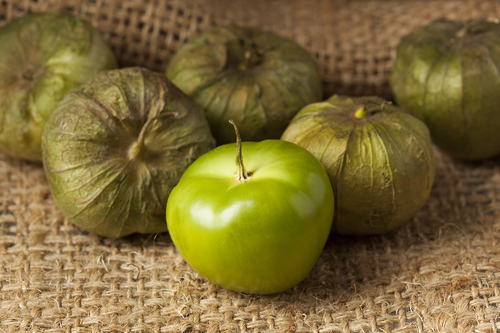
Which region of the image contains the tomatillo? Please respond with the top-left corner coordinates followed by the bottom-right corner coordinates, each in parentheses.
top-left (166, 121), bottom-right (334, 294)
top-left (0, 12), bottom-right (117, 161)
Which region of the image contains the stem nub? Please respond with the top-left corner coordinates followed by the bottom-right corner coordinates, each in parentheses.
top-left (238, 45), bottom-right (263, 71)
top-left (229, 119), bottom-right (252, 182)
top-left (353, 105), bottom-right (367, 119)
top-left (456, 21), bottom-right (476, 38)
top-left (352, 101), bottom-right (391, 119)
top-left (128, 111), bottom-right (178, 160)
top-left (239, 50), bottom-right (253, 70)
top-left (456, 19), bottom-right (497, 38)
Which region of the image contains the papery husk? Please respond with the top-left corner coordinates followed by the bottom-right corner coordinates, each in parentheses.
top-left (167, 25), bottom-right (322, 144)
top-left (281, 95), bottom-right (435, 235)
top-left (391, 18), bottom-right (500, 160)
top-left (0, 11), bottom-right (117, 161)
top-left (42, 67), bottom-right (216, 238)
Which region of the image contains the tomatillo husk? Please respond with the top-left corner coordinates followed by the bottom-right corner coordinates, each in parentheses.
top-left (281, 95), bottom-right (436, 235)
top-left (166, 25), bottom-right (322, 144)
top-left (42, 67), bottom-right (216, 238)
top-left (391, 18), bottom-right (500, 160)
top-left (0, 11), bottom-right (117, 161)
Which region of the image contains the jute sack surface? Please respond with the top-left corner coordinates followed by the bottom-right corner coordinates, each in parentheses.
top-left (1, 0), bottom-right (500, 332)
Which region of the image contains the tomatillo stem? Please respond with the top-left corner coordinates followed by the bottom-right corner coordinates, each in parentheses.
top-left (354, 105), bottom-right (367, 119)
top-left (456, 20), bottom-right (485, 38)
top-left (353, 101), bottom-right (391, 119)
top-left (229, 119), bottom-right (252, 182)
top-left (238, 45), bottom-right (262, 71)
top-left (129, 111), bottom-right (178, 160)
top-left (239, 50), bottom-right (253, 70)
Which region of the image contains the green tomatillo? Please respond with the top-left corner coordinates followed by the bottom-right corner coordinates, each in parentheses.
top-left (166, 120), bottom-right (334, 294)
top-left (282, 95), bottom-right (435, 235)
top-left (0, 11), bottom-right (117, 161)
top-left (391, 18), bottom-right (500, 160)
top-left (166, 25), bottom-right (322, 144)
top-left (42, 67), bottom-right (216, 238)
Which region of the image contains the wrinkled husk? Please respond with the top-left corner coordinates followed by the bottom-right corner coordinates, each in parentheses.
top-left (167, 25), bottom-right (322, 144)
top-left (42, 67), bottom-right (216, 238)
top-left (281, 95), bottom-right (436, 235)
top-left (391, 19), bottom-right (500, 160)
top-left (0, 11), bottom-right (117, 161)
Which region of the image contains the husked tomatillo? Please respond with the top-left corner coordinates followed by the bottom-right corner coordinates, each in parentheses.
top-left (391, 18), bottom-right (500, 160)
top-left (42, 67), bottom-right (216, 238)
top-left (0, 11), bottom-right (117, 161)
top-left (167, 25), bottom-right (322, 144)
top-left (282, 95), bottom-right (435, 235)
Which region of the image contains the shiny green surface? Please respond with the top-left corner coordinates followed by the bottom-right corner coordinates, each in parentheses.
top-left (166, 140), bottom-right (334, 294)
top-left (0, 12), bottom-right (117, 161)
top-left (282, 95), bottom-right (435, 235)
top-left (166, 25), bottom-right (322, 144)
top-left (42, 68), bottom-right (216, 238)
top-left (391, 19), bottom-right (500, 160)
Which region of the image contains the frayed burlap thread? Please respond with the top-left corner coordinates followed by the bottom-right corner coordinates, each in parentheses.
top-left (2, 0), bottom-right (500, 332)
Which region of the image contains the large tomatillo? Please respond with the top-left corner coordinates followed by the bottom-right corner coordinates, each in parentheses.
top-left (166, 121), bottom-right (334, 294)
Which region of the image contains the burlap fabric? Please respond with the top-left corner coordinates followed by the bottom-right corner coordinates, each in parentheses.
top-left (1, 0), bottom-right (500, 332)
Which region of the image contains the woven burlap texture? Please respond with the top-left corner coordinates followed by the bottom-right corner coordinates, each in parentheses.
top-left (2, 0), bottom-right (500, 332)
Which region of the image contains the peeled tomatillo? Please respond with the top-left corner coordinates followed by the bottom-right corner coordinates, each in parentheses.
top-left (166, 121), bottom-right (334, 294)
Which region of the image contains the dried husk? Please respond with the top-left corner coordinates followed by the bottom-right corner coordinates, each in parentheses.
top-left (0, 11), bottom-right (117, 161)
top-left (281, 95), bottom-right (435, 235)
top-left (391, 19), bottom-right (500, 160)
top-left (42, 67), bottom-right (216, 238)
top-left (166, 25), bottom-right (322, 144)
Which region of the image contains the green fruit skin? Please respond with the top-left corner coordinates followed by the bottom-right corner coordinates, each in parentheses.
top-left (390, 19), bottom-right (500, 160)
top-left (0, 11), bottom-right (117, 161)
top-left (166, 140), bottom-right (334, 294)
top-left (42, 67), bottom-right (216, 238)
top-left (166, 25), bottom-right (322, 144)
top-left (281, 95), bottom-right (435, 235)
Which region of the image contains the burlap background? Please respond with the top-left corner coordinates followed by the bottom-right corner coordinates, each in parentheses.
top-left (1, 0), bottom-right (500, 332)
